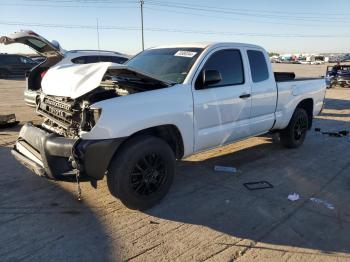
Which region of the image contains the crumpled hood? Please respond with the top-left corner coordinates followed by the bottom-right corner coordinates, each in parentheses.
top-left (41, 62), bottom-right (171, 99)
top-left (41, 62), bottom-right (115, 99)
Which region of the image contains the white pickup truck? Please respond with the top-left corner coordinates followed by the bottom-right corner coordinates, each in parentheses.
top-left (10, 42), bottom-right (326, 210)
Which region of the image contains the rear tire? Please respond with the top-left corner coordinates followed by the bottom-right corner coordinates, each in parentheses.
top-left (107, 135), bottom-right (175, 210)
top-left (280, 108), bottom-right (309, 148)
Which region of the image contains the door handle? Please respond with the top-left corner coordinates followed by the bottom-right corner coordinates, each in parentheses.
top-left (239, 93), bottom-right (251, 99)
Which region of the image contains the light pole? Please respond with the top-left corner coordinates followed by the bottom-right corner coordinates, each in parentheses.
top-left (140, 0), bottom-right (145, 51)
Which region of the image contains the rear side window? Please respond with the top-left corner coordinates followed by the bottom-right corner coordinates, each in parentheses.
top-left (247, 50), bottom-right (269, 82)
top-left (19, 56), bottom-right (35, 64)
top-left (99, 56), bottom-right (128, 64)
top-left (196, 49), bottom-right (244, 88)
top-left (71, 56), bottom-right (87, 64)
top-left (71, 56), bottom-right (101, 64)
top-left (85, 56), bottom-right (101, 63)
top-left (72, 55), bottom-right (128, 64)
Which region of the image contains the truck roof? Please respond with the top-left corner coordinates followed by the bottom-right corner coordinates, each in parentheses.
top-left (150, 42), bottom-right (264, 50)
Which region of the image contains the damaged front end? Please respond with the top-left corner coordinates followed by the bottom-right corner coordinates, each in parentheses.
top-left (11, 65), bottom-right (172, 183)
top-left (11, 123), bottom-right (124, 179)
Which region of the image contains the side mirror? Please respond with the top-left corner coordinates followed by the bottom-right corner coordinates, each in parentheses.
top-left (202, 69), bottom-right (222, 87)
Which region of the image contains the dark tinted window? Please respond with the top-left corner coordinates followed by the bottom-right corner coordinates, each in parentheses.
top-left (19, 56), bottom-right (36, 64)
top-left (126, 48), bottom-right (203, 83)
top-left (71, 56), bottom-right (87, 64)
top-left (72, 55), bottom-right (128, 64)
top-left (84, 56), bottom-right (100, 63)
top-left (247, 50), bottom-right (269, 82)
top-left (196, 49), bottom-right (244, 88)
top-left (99, 56), bottom-right (128, 64)
top-left (0, 55), bottom-right (19, 64)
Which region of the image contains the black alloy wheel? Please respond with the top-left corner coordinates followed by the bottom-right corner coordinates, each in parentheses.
top-left (130, 153), bottom-right (167, 196)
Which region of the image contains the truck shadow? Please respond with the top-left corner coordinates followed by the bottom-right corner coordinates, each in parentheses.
top-left (323, 96), bottom-right (350, 111)
top-left (0, 146), bottom-right (117, 261)
top-left (147, 116), bottom-right (350, 256)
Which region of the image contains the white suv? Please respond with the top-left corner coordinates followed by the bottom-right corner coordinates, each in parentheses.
top-left (0, 30), bottom-right (130, 107)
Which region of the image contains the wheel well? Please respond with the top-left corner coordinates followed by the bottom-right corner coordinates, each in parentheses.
top-left (296, 98), bottom-right (313, 129)
top-left (128, 125), bottom-right (184, 159)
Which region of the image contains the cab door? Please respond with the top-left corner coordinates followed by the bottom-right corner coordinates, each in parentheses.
top-left (192, 48), bottom-right (252, 152)
top-left (245, 49), bottom-right (277, 135)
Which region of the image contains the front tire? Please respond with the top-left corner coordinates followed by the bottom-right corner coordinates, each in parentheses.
top-left (280, 108), bottom-right (309, 148)
top-left (107, 135), bottom-right (175, 210)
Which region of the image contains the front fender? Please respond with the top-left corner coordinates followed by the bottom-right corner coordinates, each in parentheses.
top-left (80, 85), bottom-right (194, 156)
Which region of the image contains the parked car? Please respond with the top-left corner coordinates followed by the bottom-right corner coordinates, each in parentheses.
top-left (10, 42), bottom-right (326, 210)
top-left (0, 30), bottom-right (130, 107)
top-left (336, 66), bottom-right (350, 87)
top-left (0, 54), bottom-right (37, 78)
top-left (326, 64), bottom-right (350, 88)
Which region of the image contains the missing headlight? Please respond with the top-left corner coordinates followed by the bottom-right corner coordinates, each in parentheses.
top-left (82, 107), bottom-right (102, 132)
top-left (91, 107), bottom-right (102, 126)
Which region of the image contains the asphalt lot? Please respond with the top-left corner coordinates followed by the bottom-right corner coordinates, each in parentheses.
top-left (1, 64), bottom-right (350, 261)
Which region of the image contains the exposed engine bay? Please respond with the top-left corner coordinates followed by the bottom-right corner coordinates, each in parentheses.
top-left (37, 68), bottom-right (171, 138)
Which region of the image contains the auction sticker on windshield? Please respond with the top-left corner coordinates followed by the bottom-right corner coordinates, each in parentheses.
top-left (174, 50), bottom-right (197, 58)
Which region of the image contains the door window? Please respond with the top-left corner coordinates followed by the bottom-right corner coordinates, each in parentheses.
top-left (195, 49), bottom-right (244, 89)
top-left (247, 50), bottom-right (269, 82)
top-left (19, 57), bottom-right (35, 64)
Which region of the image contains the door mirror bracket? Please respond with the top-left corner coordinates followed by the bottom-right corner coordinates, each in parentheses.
top-left (198, 69), bottom-right (222, 89)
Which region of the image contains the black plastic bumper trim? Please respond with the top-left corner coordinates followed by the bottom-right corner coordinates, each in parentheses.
top-left (13, 123), bottom-right (126, 180)
top-left (11, 148), bottom-right (46, 177)
top-left (73, 137), bottom-right (125, 180)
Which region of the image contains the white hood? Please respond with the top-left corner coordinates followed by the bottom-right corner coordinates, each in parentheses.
top-left (41, 62), bottom-right (115, 99)
top-left (41, 62), bottom-right (173, 99)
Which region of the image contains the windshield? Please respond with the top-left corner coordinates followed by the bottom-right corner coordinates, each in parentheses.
top-left (126, 47), bottom-right (203, 84)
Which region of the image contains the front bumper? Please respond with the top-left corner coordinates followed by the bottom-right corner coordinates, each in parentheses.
top-left (24, 90), bottom-right (39, 108)
top-left (337, 77), bottom-right (350, 86)
top-left (11, 123), bottom-right (125, 180)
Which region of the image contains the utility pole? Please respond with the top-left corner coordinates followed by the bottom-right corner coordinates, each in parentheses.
top-left (96, 18), bottom-right (100, 52)
top-left (140, 0), bottom-right (145, 51)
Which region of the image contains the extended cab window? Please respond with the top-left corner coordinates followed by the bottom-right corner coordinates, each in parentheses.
top-left (247, 50), bottom-right (269, 82)
top-left (196, 49), bottom-right (244, 89)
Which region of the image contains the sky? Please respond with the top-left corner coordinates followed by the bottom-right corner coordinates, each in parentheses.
top-left (0, 0), bottom-right (350, 55)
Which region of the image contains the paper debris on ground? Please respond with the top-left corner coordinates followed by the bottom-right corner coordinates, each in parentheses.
top-left (310, 197), bottom-right (335, 210)
top-left (314, 127), bottom-right (349, 137)
top-left (287, 193), bottom-right (300, 201)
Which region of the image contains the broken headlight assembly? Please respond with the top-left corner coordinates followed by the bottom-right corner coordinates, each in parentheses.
top-left (90, 107), bottom-right (102, 127)
top-left (81, 106), bottom-right (102, 132)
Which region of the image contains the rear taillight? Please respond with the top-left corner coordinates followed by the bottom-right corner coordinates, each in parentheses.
top-left (28, 31), bottom-right (39, 36)
top-left (41, 71), bottom-right (47, 79)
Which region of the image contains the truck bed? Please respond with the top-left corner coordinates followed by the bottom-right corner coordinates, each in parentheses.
top-left (274, 71), bottom-right (324, 82)
top-left (272, 77), bottom-right (326, 130)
